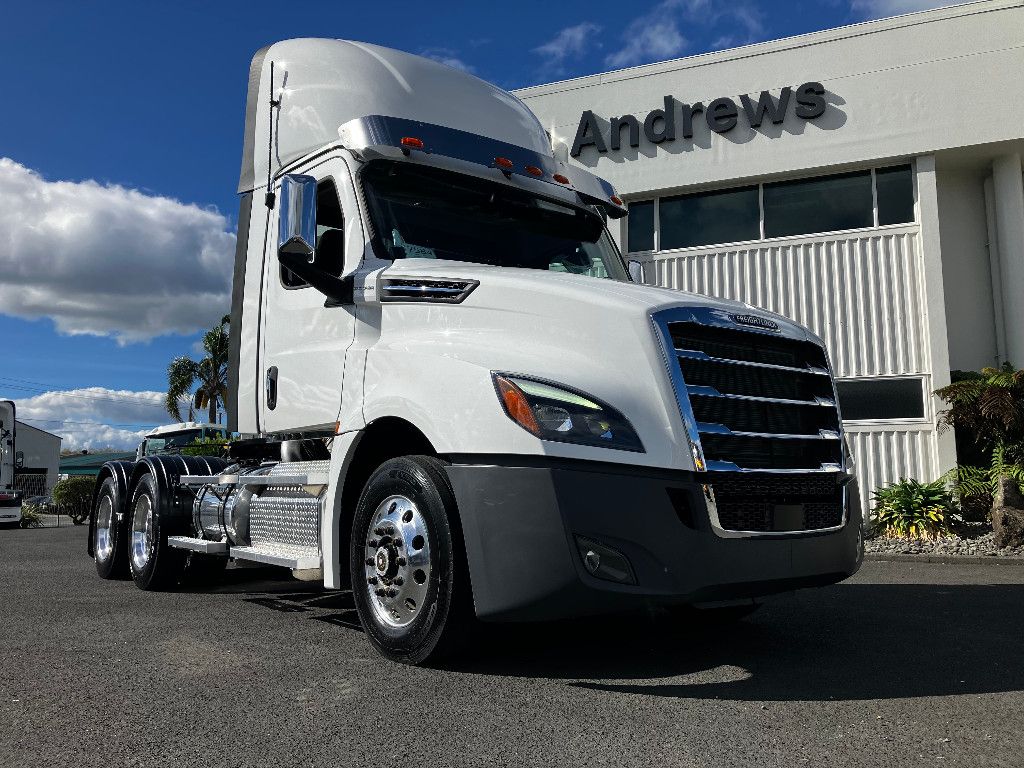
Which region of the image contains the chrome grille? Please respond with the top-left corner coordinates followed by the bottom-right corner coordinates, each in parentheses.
top-left (655, 311), bottom-right (844, 472)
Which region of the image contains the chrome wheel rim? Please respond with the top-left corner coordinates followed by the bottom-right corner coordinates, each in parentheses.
top-left (130, 494), bottom-right (154, 573)
top-left (95, 495), bottom-right (114, 563)
top-left (363, 495), bottom-right (431, 628)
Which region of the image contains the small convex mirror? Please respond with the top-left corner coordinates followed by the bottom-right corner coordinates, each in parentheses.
top-left (627, 259), bottom-right (644, 284)
top-left (278, 174), bottom-right (318, 262)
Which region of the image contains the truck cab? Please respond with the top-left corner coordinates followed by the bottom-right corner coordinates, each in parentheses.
top-left (88, 39), bottom-right (862, 665)
top-left (135, 423), bottom-right (228, 460)
top-left (0, 400), bottom-right (22, 527)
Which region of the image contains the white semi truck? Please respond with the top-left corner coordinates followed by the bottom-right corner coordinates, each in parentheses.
top-left (0, 400), bottom-right (23, 528)
top-left (87, 39), bottom-right (863, 664)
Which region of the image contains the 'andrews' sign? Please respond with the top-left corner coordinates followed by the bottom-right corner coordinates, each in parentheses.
top-left (570, 82), bottom-right (829, 157)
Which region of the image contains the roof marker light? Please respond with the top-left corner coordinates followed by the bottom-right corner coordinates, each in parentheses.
top-left (610, 195), bottom-right (623, 206)
top-left (525, 165), bottom-right (544, 177)
top-left (494, 157), bottom-right (514, 170)
top-left (553, 173), bottom-right (570, 185)
top-left (400, 137), bottom-right (424, 149)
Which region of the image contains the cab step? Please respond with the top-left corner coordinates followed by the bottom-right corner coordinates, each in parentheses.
top-left (229, 544), bottom-right (321, 570)
top-left (167, 536), bottom-right (228, 554)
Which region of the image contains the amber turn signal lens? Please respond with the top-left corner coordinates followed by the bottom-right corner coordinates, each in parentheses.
top-left (610, 195), bottom-right (623, 206)
top-left (495, 377), bottom-right (540, 435)
top-left (525, 165), bottom-right (543, 177)
top-left (494, 156), bottom-right (514, 170)
top-left (400, 137), bottom-right (424, 149)
top-left (552, 173), bottom-right (570, 184)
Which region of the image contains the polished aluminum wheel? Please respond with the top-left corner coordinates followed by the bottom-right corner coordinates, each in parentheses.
top-left (95, 495), bottom-right (115, 562)
top-left (130, 494), bottom-right (154, 573)
top-left (363, 494), bottom-right (431, 628)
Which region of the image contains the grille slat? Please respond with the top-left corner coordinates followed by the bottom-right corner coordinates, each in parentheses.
top-left (666, 320), bottom-right (842, 471)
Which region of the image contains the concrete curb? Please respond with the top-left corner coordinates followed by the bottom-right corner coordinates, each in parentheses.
top-left (864, 552), bottom-right (1024, 566)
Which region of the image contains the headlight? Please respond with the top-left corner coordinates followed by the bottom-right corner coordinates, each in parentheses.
top-left (492, 374), bottom-right (644, 452)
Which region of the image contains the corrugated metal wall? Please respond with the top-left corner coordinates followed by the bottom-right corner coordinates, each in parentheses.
top-left (640, 223), bottom-right (939, 520)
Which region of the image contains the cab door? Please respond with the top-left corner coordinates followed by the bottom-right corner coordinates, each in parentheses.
top-left (259, 155), bottom-right (363, 434)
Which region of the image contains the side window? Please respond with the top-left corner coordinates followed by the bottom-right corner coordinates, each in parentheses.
top-left (282, 177), bottom-right (345, 288)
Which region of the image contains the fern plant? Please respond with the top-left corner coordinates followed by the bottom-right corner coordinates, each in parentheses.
top-left (871, 478), bottom-right (955, 539)
top-left (936, 363), bottom-right (1024, 509)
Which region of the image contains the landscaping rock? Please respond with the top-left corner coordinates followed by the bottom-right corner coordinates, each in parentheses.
top-left (864, 523), bottom-right (1024, 558)
top-left (992, 506), bottom-right (1024, 549)
top-left (994, 476), bottom-right (1024, 509)
top-left (991, 478), bottom-right (1024, 549)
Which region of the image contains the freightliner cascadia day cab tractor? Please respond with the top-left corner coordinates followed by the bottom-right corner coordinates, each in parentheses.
top-left (0, 400), bottom-right (22, 527)
top-left (87, 39), bottom-right (863, 664)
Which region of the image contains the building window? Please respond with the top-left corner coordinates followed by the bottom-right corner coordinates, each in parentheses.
top-left (626, 200), bottom-right (655, 252)
top-left (763, 170), bottom-right (873, 239)
top-left (875, 165), bottom-right (915, 225)
top-left (625, 163), bottom-right (917, 253)
top-left (660, 186), bottom-right (760, 250)
top-left (835, 378), bottom-right (925, 421)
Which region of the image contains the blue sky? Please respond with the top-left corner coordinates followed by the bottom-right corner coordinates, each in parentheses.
top-left (0, 0), bottom-right (959, 448)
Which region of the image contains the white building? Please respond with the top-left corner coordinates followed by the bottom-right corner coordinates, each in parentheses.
top-left (515, 0), bottom-right (1024, 517)
top-left (14, 421), bottom-right (61, 497)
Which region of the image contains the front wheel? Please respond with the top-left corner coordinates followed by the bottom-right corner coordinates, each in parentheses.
top-left (349, 456), bottom-right (471, 665)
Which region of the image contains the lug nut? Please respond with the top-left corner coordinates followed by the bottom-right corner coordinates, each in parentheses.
top-left (367, 576), bottom-right (378, 585)
top-left (386, 588), bottom-right (398, 598)
top-left (375, 588), bottom-right (386, 597)
top-left (393, 538), bottom-right (403, 548)
top-left (393, 577), bottom-right (404, 586)
top-left (365, 557), bottom-right (374, 566)
top-left (374, 527), bottom-right (385, 536)
top-left (368, 539), bottom-right (379, 548)
top-left (397, 557), bottom-right (407, 566)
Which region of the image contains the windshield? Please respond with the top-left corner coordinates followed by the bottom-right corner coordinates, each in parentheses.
top-left (144, 429), bottom-right (202, 455)
top-left (362, 161), bottom-right (627, 280)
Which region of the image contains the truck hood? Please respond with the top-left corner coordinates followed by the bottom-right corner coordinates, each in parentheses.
top-left (377, 258), bottom-right (814, 339)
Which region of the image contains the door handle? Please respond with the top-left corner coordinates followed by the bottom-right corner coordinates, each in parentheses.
top-left (266, 366), bottom-right (278, 411)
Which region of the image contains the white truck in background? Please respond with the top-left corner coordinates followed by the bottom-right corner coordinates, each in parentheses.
top-left (0, 400), bottom-right (23, 528)
top-left (135, 422), bottom-right (228, 461)
top-left (87, 39), bottom-right (863, 665)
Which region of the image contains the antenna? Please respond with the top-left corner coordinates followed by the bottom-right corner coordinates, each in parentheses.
top-left (265, 60), bottom-right (282, 210)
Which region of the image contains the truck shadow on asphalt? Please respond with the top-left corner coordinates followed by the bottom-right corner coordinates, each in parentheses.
top-left (200, 568), bottom-right (1024, 702)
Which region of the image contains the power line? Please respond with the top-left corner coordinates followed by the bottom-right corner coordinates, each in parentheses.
top-left (18, 417), bottom-right (159, 429)
top-left (0, 382), bottom-right (172, 409)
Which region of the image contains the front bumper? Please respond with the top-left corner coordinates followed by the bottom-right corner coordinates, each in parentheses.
top-left (446, 459), bottom-right (863, 622)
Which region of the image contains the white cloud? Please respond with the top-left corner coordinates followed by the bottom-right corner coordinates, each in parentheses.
top-left (603, 0), bottom-right (764, 70)
top-left (419, 47), bottom-right (476, 73)
top-left (0, 158), bottom-right (235, 344)
top-left (14, 387), bottom-right (176, 451)
top-left (533, 22), bottom-right (603, 76)
top-left (850, 0), bottom-right (966, 18)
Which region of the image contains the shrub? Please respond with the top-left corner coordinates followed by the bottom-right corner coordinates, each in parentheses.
top-left (51, 476), bottom-right (96, 525)
top-left (19, 503), bottom-right (44, 528)
top-left (179, 437), bottom-right (228, 457)
top-left (871, 478), bottom-right (955, 539)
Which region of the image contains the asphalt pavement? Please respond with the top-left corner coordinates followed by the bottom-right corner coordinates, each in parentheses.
top-left (2, 526), bottom-right (1023, 767)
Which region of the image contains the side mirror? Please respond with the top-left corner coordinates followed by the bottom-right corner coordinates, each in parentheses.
top-left (277, 174), bottom-right (354, 304)
top-left (278, 174), bottom-right (318, 261)
top-left (15, 450), bottom-right (24, 469)
top-left (627, 259), bottom-right (645, 283)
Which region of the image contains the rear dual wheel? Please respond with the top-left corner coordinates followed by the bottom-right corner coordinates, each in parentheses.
top-left (350, 456), bottom-right (471, 666)
top-left (127, 474), bottom-right (184, 590)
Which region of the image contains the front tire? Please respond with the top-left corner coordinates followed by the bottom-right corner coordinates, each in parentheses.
top-left (128, 473), bottom-right (184, 590)
top-left (94, 477), bottom-right (129, 579)
top-left (349, 456), bottom-right (470, 665)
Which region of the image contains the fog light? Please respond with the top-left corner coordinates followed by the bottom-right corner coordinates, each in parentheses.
top-left (575, 536), bottom-right (636, 585)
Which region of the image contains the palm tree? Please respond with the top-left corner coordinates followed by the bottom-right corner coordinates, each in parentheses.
top-left (166, 315), bottom-right (230, 424)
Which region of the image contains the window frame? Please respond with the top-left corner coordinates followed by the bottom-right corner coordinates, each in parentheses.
top-left (834, 375), bottom-right (931, 426)
top-left (623, 161), bottom-right (917, 255)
